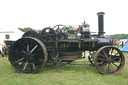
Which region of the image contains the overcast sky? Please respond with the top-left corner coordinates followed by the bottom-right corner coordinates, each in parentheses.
top-left (0, 0), bottom-right (128, 35)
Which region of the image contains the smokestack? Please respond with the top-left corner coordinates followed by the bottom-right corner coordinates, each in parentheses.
top-left (97, 12), bottom-right (105, 37)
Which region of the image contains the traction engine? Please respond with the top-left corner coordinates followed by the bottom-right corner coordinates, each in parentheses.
top-left (6, 12), bottom-right (125, 75)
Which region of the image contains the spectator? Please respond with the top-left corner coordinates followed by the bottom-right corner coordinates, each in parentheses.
top-left (2, 51), bottom-right (4, 57)
top-left (125, 41), bottom-right (127, 44)
top-left (122, 41), bottom-right (124, 48)
top-left (117, 40), bottom-right (120, 48)
top-left (2, 44), bottom-right (5, 57)
top-left (5, 48), bottom-right (8, 57)
top-left (0, 50), bottom-right (1, 55)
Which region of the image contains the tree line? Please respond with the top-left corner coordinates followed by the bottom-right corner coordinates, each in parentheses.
top-left (107, 34), bottom-right (128, 41)
top-left (18, 27), bottom-right (41, 33)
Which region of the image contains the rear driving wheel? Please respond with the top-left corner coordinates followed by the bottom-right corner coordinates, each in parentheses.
top-left (9, 37), bottom-right (48, 74)
top-left (94, 46), bottom-right (125, 75)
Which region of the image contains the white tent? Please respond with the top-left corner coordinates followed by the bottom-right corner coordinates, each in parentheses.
top-left (0, 29), bottom-right (24, 51)
top-left (121, 40), bottom-right (128, 53)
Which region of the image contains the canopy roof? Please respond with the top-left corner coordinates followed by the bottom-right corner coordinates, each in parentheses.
top-left (121, 41), bottom-right (128, 53)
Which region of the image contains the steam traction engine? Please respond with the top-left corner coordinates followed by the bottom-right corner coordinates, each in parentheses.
top-left (7, 12), bottom-right (125, 75)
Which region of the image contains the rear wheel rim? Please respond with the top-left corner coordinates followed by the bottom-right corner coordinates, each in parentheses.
top-left (9, 37), bottom-right (47, 74)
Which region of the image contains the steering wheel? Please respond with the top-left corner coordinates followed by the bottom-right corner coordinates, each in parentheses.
top-left (53, 24), bottom-right (68, 40)
top-left (53, 24), bottom-right (68, 34)
top-left (40, 27), bottom-right (56, 42)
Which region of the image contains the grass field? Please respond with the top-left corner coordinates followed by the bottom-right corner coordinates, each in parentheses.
top-left (0, 53), bottom-right (128, 85)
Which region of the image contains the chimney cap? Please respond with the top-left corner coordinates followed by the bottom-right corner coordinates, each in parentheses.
top-left (97, 12), bottom-right (105, 15)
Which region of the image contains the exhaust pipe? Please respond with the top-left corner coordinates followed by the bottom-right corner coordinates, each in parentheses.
top-left (97, 12), bottom-right (105, 37)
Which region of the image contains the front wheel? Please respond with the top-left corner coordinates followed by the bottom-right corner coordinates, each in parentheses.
top-left (94, 46), bottom-right (125, 75)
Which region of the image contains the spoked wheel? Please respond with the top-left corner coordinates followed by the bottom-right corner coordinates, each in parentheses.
top-left (94, 46), bottom-right (125, 75)
top-left (53, 24), bottom-right (68, 32)
top-left (40, 27), bottom-right (56, 42)
top-left (53, 24), bottom-right (68, 40)
top-left (9, 37), bottom-right (48, 74)
top-left (88, 51), bottom-right (96, 66)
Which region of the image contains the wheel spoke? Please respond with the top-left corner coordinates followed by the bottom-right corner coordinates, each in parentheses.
top-left (110, 48), bottom-right (114, 59)
top-left (30, 57), bottom-right (43, 64)
top-left (49, 36), bottom-right (52, 40)
top-left (111, 48), bottom-right (114, 55)
top-left (27, 44), bottom-right (29, 52)
top-left (23, 61), bottom-right (28, 70)
top-left (104, 64), bottom-right (107, 72)
top-left (30, 45), bottom-right (38, 53)
top-left (112, 57), bottom-right (120, 60)
top-left (34, 47), bottom-right (42, 53)
top-left (99, 53), bottom-right (106, 59)
top-left (99, 61), bottom-right (107, 68)
top-left (45, 36), bottom-right (48, 41)
top-left (108, 63), bottom-right (110, 72)
top-left (38, 58), bottom-right (43, 62)
top-left (33, 63), bottom-right (36, 69)
top-left (21, 61), bottom-right (25, 67)
top-left (103, 51), bottom-right (109, 59)
top-left (12, 51), bottom-right (24, 54)
top-left (49, 34), bottom-right (54, 36)
top-left (112, 62), bottom-right (119, 68)
top-left (15, 58), bottom-right (24, 63)
top-left (110, 63), bottom-right (115, 71)
top-left (34, 58), bottom-right (43, 64)
top-left (114, 53), bottom-right (119, 56)
top-left (19, 41), bottom-right (26, 50)
top-left (32, 53), bottom-right (40, 56)
top-left (117, 61), bottom-right (123, 65)
top-left (97, 58), bottom-right (106, 61)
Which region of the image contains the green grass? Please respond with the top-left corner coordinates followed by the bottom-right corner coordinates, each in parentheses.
top-left (0, 54), bottom-right (128, 85)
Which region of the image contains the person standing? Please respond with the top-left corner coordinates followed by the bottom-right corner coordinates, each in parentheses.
top-left (117, 40), bottom-right (120, 48)
top-left (0, 50), bottom-right (1, 55)
top-left (122, 41), bottom-right (124, 48)
top-left (2, 44), bottom-right (5, 57)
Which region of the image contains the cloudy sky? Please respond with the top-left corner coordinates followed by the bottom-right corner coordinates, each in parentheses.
top-left (0, 0), bottom-right (128, 35)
